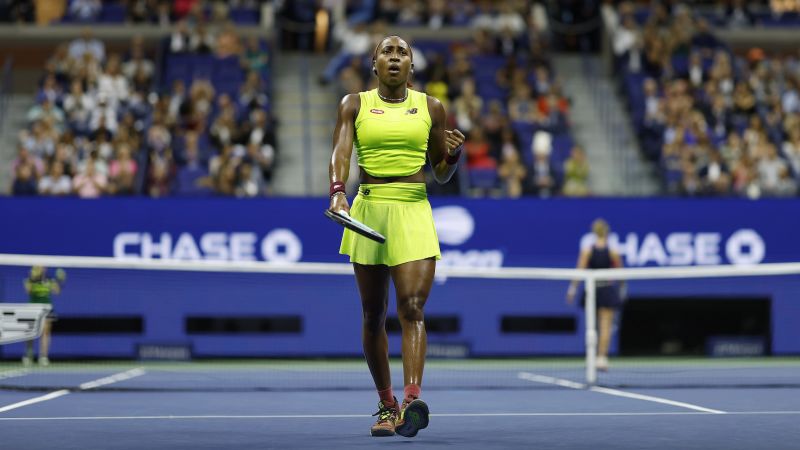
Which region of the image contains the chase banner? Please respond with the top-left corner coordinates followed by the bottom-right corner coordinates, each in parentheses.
top-left (0, 197), bottom-right (798, 267)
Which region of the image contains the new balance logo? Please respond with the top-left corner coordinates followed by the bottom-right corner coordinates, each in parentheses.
top-left (406, 108), bottom-right (418, 115)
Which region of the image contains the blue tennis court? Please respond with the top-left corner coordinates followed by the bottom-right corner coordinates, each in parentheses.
top-left (2, 360), bottom-right (799, 449)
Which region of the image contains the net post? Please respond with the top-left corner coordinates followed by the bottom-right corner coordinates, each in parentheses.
top-left (585, 275), bottom-right (597, 386)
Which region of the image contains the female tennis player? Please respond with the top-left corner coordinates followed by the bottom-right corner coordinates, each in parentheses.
top-left (23, 266), bottom-right (66, 366)
top-left (567, 219), bottom-right (624, 371)
top-left (328, 35), bottom-right (464, 438)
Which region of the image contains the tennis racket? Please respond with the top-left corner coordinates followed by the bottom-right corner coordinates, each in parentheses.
top-left (324, 210), bottom-right (386, 244)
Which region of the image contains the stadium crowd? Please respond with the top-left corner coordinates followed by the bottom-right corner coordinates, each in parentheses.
top-left (607, 1), bottom-right (800, 198)
top-left (9, 1), bottom-right (798, 198)
top-left (9, 5), bottom-right (275, 198)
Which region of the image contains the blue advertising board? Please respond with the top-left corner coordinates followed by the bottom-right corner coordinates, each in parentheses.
top-left (0, 197), bottom-right (798, 358)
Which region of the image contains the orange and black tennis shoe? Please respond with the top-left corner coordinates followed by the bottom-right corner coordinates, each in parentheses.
top-left (370, 397), bottom-right (399, 437)
top-left (395, 398), bottom-right (429, 438)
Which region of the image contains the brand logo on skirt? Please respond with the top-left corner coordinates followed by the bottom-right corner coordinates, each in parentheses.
top-left (370, 109), bottom-right (384, 114)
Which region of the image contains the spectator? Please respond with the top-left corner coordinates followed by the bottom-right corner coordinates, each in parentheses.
top-left (189, 22), bottom-right (216, 54)
top-left (562, 145), bottom-right (590, 197)
top-left (216, 23), bottom-right (242, 58)
top-left (72, 159), bottom-right (107, 198)
top-left (508, 84), bottom-right (540, 124)
top-left (68, 28), bottom-right (105, 62)
top-left (108, 143), bottom-right (139, 195)
top-left (170, 20), bottom-right (192, 53)
top-left (723, 0), bottom-right (755, 28)
top-left (146, 151), bottom-right (175, 197)
top-left (319, 22), bottom-right (371, 85)
top-left (238, 70), bottom-right (269, 112)
top-left (27, 100), bottom-right (65, 134)
top-left (497, 147), bottom-right (526, 198)
top-left (98, 54), bottom-right (130, 108)
top-left (68, 0), bottom-right (101, 22)
top-left (38, 161), bottom-right (73, 196)
top-left (528, 130), bottom-right (556, 197)
top-left (240, 109), bottom-right (276, 158)
top-left (125, 0), bottom-right (161, 23)
top-left (20, 121), bottom-right (56, 159)
top-left (176, 141), bottom-right (213, 196)
top-left (699, 150), bottom-right (731, 196)
top-left (246, 141), bottom-right (275, 188)
top-left (12, 162), bottom-right (38, 196)
top-left (758, 144), bottom-right (788, 195)
top-left (464, 126), bottom-right (496, 171)
top-left (210, 102), bottom-right (240, 149)
top-left (37, 74), bottom-right (63, 105)
top-left (774, 166), bottom-right (798, 197)
top-left (235, 161), bottom-right (263, 197)
top-left (452, 78), bottom-right (483, 133)
top-left (62, 79), bottom-right (95, 133)
top-left (240, 36), bottom-right (269, 73)
top-left (214, 159), bottom-right (239, 195)
top-left (783, 127), bottom-right (800, 176)
top-left (209, 143), bottom-right (239, 180)
top-left (122, 37), bottom-right (155, 84)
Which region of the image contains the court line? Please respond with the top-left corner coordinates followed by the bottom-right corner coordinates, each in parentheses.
top-left (0, 369), bottom-right (29, 380)
top-left (0, 368), bottom-right (146, 414)
top-left (1, 411), bottom-right (799, 421)
top-left (518, 372), bottom-right (726, 414)
top-left (0, 390), bottom-right (70, 413)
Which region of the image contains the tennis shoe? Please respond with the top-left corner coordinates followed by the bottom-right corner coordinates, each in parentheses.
top-left (597, 356), bottom-right (609, 371)
top-left (370, 397), bottom-right (399, 437)
top-left (395, 398), bottom-right (429, 438)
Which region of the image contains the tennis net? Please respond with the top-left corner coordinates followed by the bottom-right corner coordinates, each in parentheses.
top-left (0, 254), bottom-right (798, 392)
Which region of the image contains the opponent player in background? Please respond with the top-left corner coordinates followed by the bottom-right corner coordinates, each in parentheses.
top-left (328, 35), bottom-right (464, 438)
top-left (23, 266), bottom-right (66, 366)
top-left (567, 219), bottom-right (624, 371)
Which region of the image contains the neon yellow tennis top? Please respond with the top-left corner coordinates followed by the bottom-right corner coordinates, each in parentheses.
top-left (354, 88), bottom-right (432, 177)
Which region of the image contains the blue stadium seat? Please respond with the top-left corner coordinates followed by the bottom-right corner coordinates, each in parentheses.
top-left (99, 4), bottom-right (126, 23)
top-left (230, 8), bottom-right (260, 25)
top-left (469, 168), bottom-right (499, 189)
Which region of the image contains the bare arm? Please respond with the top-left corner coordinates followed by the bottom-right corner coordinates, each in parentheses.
top-left (328, 94), bottom-right (360, 213)
top-left (566, 249), bottom-right (591, 303)
top-left (427, 95), bottom-right (464, 184)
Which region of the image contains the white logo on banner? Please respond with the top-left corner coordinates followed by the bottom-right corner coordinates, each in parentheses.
top-left (113, 230), bottom-right (303, 262)
top-left (432, 206), bottom-right (503, 280)
top-left (579, 229), bottom-right (766, 266)
top-left (432, 206), bottom-right (475, 245)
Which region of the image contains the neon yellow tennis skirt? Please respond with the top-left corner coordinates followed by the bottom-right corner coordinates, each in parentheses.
top-left (340, 183), bottom-right (441, 266)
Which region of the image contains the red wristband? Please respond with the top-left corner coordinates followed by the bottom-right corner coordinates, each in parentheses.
top-left (445, 147), bottom-right (462, 165)
top-left (329, 181), bottom-right (346, 198)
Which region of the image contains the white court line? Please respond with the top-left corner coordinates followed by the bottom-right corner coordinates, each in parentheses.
top-left (0, 369), bottom-right (29, 380)
top-left (0, 411), bottom-right (799, 421)
top-left (518, 372), bottom-right (726, 415)
top-left (79, 368), bottom-right (146, 390)
top-left (0, 368), bottom-right (146, 414)
top-left (0, 390), bottom-right (70, 413)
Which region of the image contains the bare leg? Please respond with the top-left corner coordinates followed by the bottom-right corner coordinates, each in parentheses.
top-left (597, 308), bottom-right (615, 358)
top-left (354, 263), bottom-right (392, 391)
top-left (39, 319), bottom-right (52, 362)
top-left (390, 258), bottom-right (435, 389)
